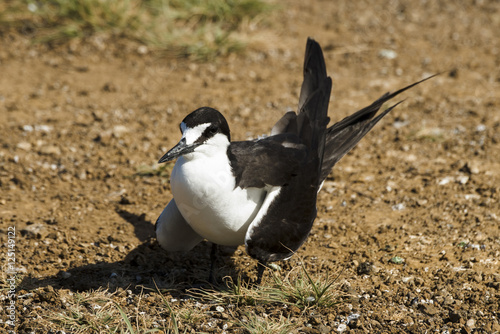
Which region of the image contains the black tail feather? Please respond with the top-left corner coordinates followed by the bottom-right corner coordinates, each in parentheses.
top-left (320, 74), bottom-right (438, 182)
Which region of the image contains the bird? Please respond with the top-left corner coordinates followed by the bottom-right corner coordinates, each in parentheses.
top-left (155, 37), bottom-right (435, 283)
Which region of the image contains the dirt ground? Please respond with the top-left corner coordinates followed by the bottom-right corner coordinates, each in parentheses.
top-left (1, 0), bottom-right (500, 333)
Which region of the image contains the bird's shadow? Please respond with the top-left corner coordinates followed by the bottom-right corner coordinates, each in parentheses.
top-left (20, 209), bottom-right (248, 295)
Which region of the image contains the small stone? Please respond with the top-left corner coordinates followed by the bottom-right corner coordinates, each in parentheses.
top-left (17, 141), bottom-right (32, 151)
top-left (337, 323), bottom-right (348, 332)
top-left (95, 130), bottom-right (112, 144)
top-left (438, 176), bottom-right (453, 185)
top-left (60, 271), bottom-right (72, 279)
top-left (347, 313), bottom-right (360, 324)
top-left (448, 311), bottom-right (462, 323)
top-left (319, 325), bottom-right (331, 334)
top-left (390, 256), bottom-right (404, 264)
top-left (456, 175), bottom-right (469, 184)
top-left (309, 315), bottom-right (322, 325)
top-left (137, 45), bottom-right (148, 54)
top-left (20, 223), bottom-right (48, 239)
top-left (383, 244), bottom-right (396, 252)
top-left (305, 296), bottom-right (316, 303)
top-left (491, 322), bottom-right (500, 332)
top-left (379, 49), bottom-right (397, 59)
top-left (466, 318), bottom-right (475, 328)
top-left (268, 263), bottom-right (281, 271)
top-left (74, 65), bottom-right (89, 72)
top-left (22, 125), bottom-right (34, 132)
top-left (402, 276), bottom-right (414, 283)
top-left (357, 261), bottom-right (373, 275)
top-left (39, 145), bottom-right (61, 156)
top-left (418, 303), bottom-right (439, 316)
top-left (417, 199), bottom-right (428, 206)
top-left (112, 125), bottom-right (129, 137)
top-left (475, 124), bottom-right (486, 132)
top-left (392, 203), bottom-right (405, 211)
top-left (35, 124), bottom-right (53, 133)
top-left (102, 82), bottom-right (118, 92)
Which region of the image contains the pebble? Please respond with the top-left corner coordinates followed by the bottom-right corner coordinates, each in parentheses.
top-left (418, 303), bottom-right (439, 316)
top-left (456, 175), bottom-right (469, 184)
top-left (448, 311), bottom-right (462, 323)
top-left (391, 203), bottom-right (405, 211)
top-left (319, 325), bottom-right (331, 333)
top-left (39, 145), bottom-right (61, 156)
top-left (268, 263), bottom-right (281, 271)
top-left (402, 276), bottom-right (414, 283)
top-left (112, 125), bottom-right (129, 137)
top-left (306, 296), bottom-right (316, 303)
top-left (379, 49), bottom-right (397, 59)
top-left (416, 127), bottom-right (443, 139)
top-left (20, 223), bottom-right (48, 239)
top-left (17, 141), bottom-right (32, 151)
top-left (438, 176), bottom-right (453, 185)
top-left (390, 256), bottom-right (404, 264)
top-left (337, 323), bottom-right (348, 332)
top-left (35, 125), bottom-right (53, 133)
top-left (357, 262), bottom-right (373, 275)
top-left (60, 271), bottom-right (72, 279)
top-left (137, 45), bottom-right (148, 55)
top-left (347, 313), bottom-right (360, 323)
top-left (23, 125), bottom-right (34, 132)
top-left (475, 124), bottom-right (486, 132)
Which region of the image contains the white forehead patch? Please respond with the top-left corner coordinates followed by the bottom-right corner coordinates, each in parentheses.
top-left (181, 122), bottom-right (211, 145)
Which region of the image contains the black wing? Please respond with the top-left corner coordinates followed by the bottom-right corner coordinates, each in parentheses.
top-left (271, 37), bottom-right (328, 136)
top-left (245, 38), bottom-right (332, 262)
top-left (228, 133), bottom-right (307, 189)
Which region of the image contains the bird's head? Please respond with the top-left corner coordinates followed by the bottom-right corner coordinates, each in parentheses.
top-left (158, 107), bottom-right (231, 163)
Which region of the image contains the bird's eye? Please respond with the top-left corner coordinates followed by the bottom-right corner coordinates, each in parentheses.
top-left (206, 126), bottom-right (217, 135)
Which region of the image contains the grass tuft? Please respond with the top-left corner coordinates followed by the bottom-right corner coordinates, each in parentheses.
top-left (239, 312), bottom-right (294, 334)
top-left (40, 288), bottom-right (166, 333)
top-left (266, 264), bottom-right (343, 308)
top-left (189, 264), bottom-right (343, 308)
top-left (0, 0), bottom-right (273, 59)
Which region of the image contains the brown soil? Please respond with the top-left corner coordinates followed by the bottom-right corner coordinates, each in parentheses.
top-left (1, 0), bottom-right (500, 333)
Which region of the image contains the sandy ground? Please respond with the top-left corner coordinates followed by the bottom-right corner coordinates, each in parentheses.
top-left (1, 0), bottom-right (500, 332)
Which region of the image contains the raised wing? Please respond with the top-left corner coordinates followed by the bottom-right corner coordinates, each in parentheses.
top-left (245, 38), bottom-right (332, 263)
top-left (271, 37), bottom-right (328, 136)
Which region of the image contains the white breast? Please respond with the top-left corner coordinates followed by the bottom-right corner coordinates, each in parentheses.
top-left (170, 134), bottom-right (266, 246)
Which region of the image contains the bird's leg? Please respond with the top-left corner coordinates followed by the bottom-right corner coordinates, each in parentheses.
top-left (208, 243), bottom-right (218, 284)
top-left (256, 261), bottom-right (267, 285)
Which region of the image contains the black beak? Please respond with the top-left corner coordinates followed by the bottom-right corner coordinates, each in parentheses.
top-left (158, 138), bottom-right (200, 163)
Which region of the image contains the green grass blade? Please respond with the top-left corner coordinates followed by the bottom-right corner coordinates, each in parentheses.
top-left (114, 302), bottom-right (136, 334)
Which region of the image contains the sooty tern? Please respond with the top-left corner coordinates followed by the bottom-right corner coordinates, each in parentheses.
top-left (156, 38), bottom-right (435, 283)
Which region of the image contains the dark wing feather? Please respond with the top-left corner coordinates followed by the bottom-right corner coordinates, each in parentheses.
top-left (271, 38), bottom-right (328, 137)
top-left (245, 38), bottom-right (332, 262)
top-left (228, 134), bottom-right (307, 189)
top-left (298, 37), bottom-right (328, 111)
top-left (319, 74), bottom-right (439, 182)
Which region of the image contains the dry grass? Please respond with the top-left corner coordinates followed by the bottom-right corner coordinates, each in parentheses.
top-left (21, 264), bottom-right (343, 333)
top-left (0, 0), bottom-right (274, 59)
